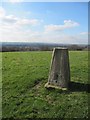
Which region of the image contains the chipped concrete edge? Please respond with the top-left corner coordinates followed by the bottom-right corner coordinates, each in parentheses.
top-left (45, 82), bottom-right (68, 91)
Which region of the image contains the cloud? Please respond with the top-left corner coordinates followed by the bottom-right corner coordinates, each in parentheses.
top-left (0, 7), bottom-right (42, 42)
top-left (0, 7), bottom-right (87, 44)
top-left (16, 18), bottom-right (39, 26)
top-left (1, 14), bottom-right (39, 26)
top-left (1, 10), bottom-right (40, 26)
top-left (37, 31), bottom-right (88, 44)
top-left (2, 15), bottom-right (18, 24)
top-left (1, 28), bottom-right (40, 42)
top-left (80, 32), bottom-right (89, 35)
top-left (1, 22), bottom-right (88, 44)
top-left (0, 7), bottom-right (5, 18)
top-left (45, 20), bottom-right (79, 32)
top-left (64, 20), bottom-right (79, 27)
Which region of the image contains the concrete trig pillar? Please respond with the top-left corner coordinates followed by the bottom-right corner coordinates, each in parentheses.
top-left (45, 47), bottom-right (70, 90)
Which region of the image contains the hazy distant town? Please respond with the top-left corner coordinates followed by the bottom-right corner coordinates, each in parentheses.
top-left (0, 42), bottom-right (89, 52)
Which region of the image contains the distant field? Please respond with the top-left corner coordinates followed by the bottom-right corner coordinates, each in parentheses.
top-left (2, 51), bottom-right (88, 119)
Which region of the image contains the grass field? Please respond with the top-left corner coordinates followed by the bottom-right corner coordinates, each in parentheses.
top-left (2, 51), bottom-right (88, 119)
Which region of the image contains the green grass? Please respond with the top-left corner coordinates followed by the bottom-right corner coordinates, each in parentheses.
top-left (2, 51), bottom-right (88, 119)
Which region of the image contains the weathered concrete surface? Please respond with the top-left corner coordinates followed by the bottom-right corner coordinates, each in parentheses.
top-left (45, 47), bottom-right (70, 90)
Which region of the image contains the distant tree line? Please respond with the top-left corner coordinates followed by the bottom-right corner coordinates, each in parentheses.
top-left (0, 44), bottom-right (89, 52)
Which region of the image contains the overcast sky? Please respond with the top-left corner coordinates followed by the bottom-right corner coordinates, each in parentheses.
top-left (0, 0), bottom-right (88, 44)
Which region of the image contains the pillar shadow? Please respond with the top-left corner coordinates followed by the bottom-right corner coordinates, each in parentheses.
top-left (69, 81), bottom-right (90, 93)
